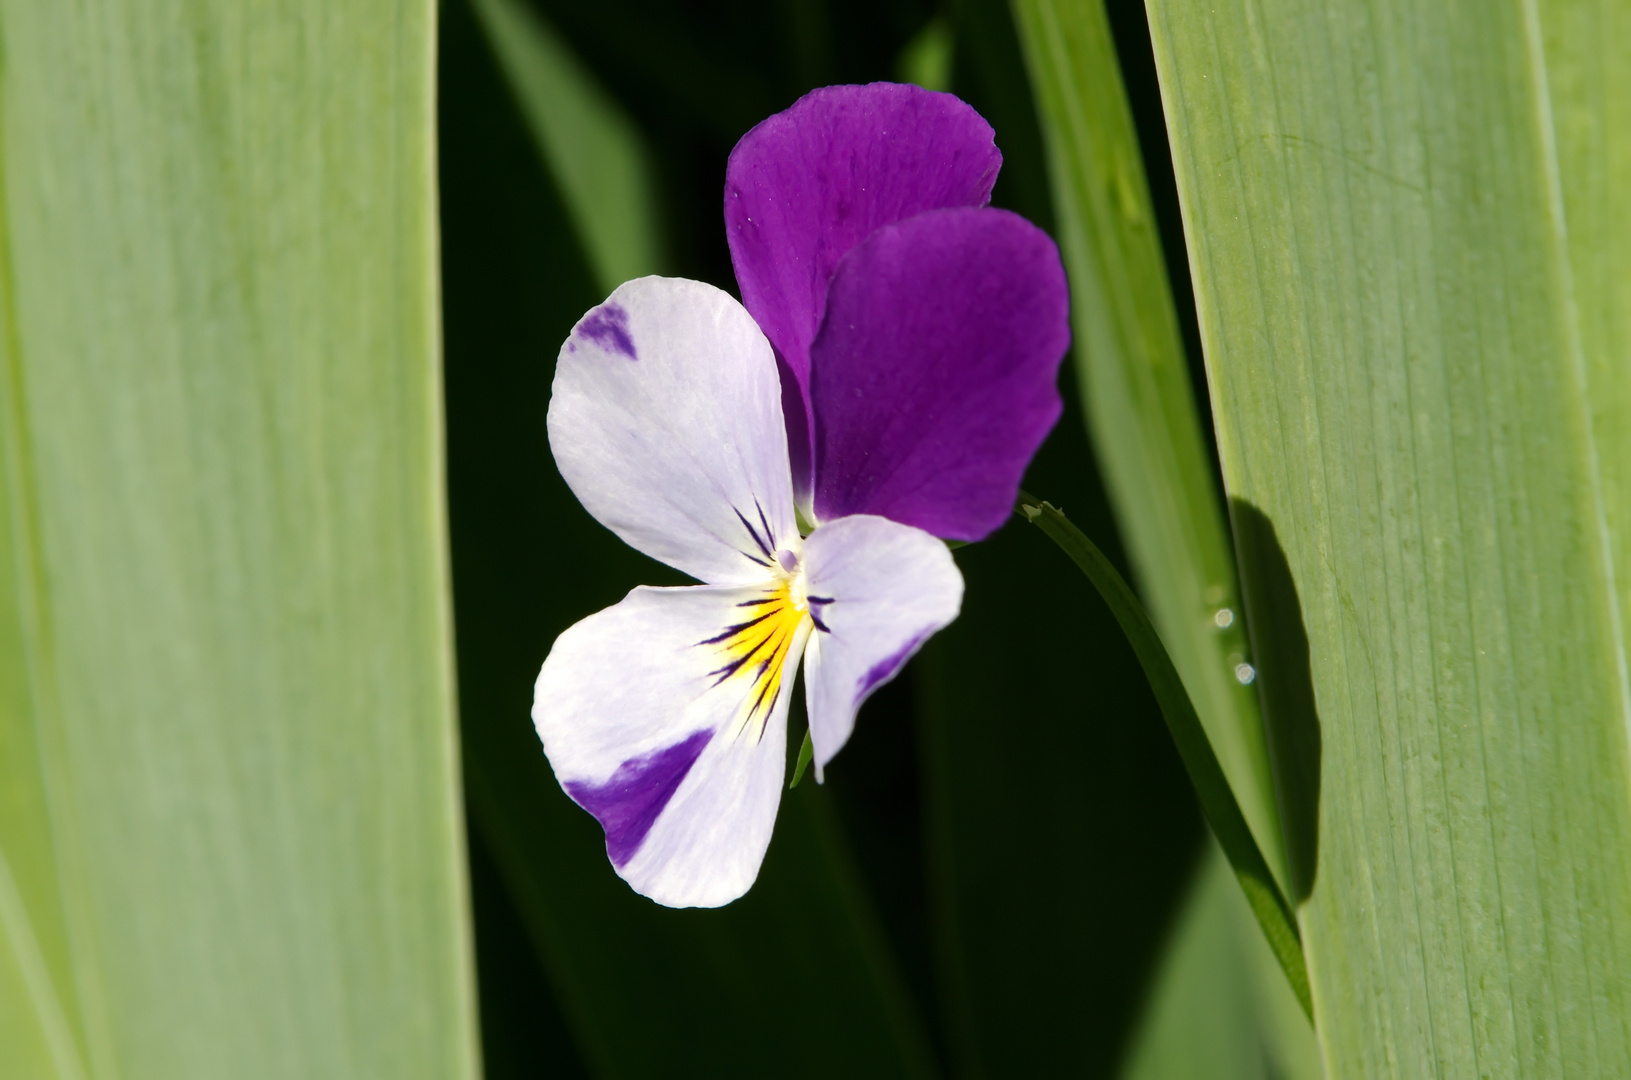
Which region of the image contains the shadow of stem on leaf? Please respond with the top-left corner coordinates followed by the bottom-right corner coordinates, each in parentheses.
top-left (1229, 499), bottom-right (1322, 906)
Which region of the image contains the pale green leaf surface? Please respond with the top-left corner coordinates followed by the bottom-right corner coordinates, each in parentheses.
top-left (0, 2), bottom-right (480, 1077)
top-left (1145, 0), bottom-right (1631, 1074)
top-left (0, 440), bottom-right (85, 1080)
top-left (1011, 0), bottom-right (1284, 890)
top-left (1545, 0), bottom-right (1631, 709)
top-left (1120, 843), bottom-right (1318, 1080)
top-left (473, 0), bottom-right (662, 293)
top-left (0, 847), bottom-right (83, 1080)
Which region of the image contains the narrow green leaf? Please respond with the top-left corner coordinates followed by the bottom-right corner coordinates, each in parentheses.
top-left (1144, 0), bottom-right (1631, 1072)
top-left (472, 0), bottom-right (662, 292)
top-left (1010, 0), bottom-right (1284, 892)
top-left (0, 2), bottom-right (480, 1078)
top-left (1016, 493), bottom-right (1311, 1019)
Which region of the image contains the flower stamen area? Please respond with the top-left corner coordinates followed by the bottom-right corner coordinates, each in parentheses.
top-left (700, 580), bottom-right (809, 742)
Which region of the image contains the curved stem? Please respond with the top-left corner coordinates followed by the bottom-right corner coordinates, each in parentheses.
top-left (1016, 490), bottom-right (1313, 1021)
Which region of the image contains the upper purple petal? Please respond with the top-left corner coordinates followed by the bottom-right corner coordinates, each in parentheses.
top-left (808, 207), bottom-right (1070, 541)
top-left (724, 83), bottom-right (1002, 500)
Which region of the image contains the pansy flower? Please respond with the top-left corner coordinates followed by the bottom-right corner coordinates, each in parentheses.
top-left (534, 83), bottom-right (1070, 907)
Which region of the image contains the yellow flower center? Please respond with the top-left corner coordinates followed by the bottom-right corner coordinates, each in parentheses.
top-left (704, 573), bottom-right (810, 741)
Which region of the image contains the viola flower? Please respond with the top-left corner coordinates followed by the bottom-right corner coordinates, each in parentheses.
top-left (534, 83), bottom-right (1070, 907)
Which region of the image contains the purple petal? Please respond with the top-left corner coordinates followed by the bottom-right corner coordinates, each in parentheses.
top-left (565, 729), bottom-right (713, 868)
top-left (808, 207), bottom-right (1069, 541)
top-left (725, 83), bottom-right (1002, 499)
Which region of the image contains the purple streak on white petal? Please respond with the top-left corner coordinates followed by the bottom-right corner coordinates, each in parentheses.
top-left (576, 302), bottom-right (637, 359)
top-left (535, 583), bottom-right (805, 907)
top-left (620, 647), bottom-right (802, 906)
top-left (565, 729), bottom-right (712, 868)
top-left (549, 277), bottom-right (798, 585)
top-left (808, 207), bottom-right (1070, 541)
top-left (858, 631), bottom-right (935, 699)
top-left (800, 515), bottom-right (963, 771)
top-left (724, 83), bottom-right (1002, 504)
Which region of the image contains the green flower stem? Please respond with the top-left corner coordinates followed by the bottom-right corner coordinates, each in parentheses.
top-left (1016, 490), bottom-right (1312, 1021)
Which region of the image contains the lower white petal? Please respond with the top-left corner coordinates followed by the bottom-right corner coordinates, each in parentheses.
top-left (801, 515), bottom-right (964, 774)
top-left (533, 581), bottom-right (811, 907)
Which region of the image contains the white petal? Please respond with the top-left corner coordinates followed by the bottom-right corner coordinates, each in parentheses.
top-left (533, 581), bottom-right (811, 907)
top-left (548, 277), bottom-right (799, 586)
top-left (801, 515), bottom-right (964, 774)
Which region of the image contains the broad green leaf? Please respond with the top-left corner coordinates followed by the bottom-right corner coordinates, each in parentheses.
top-left (1120, 842), bottom-right (1318, 1080)
top-left (439, 5), bottom-right (938, 1073)
top-left (0, 2), bottom-right (479, 1078)
top-left (472, 0), bottom-right (662, 292)
top-left (1145, 0), bottom-right (1631, 1073)
top-left (1010, 0), bottom-right (1284, 892)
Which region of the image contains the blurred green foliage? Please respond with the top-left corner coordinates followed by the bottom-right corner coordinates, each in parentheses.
top-left (1121, 844), bottom-right (1317, 1080)
top-left (0, 2), bottom-right (478, 1077)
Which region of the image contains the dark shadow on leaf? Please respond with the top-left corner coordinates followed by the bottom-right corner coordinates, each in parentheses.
top-left (1228, 499), bottom-right (1321, 904)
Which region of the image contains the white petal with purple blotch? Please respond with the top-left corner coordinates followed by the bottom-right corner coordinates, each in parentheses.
top-left (549, 276), bottom-right (799, 586)
top-left (799, 515), bottom-right (963, 776)
top-left (534, 581), bottom-right (810, 907)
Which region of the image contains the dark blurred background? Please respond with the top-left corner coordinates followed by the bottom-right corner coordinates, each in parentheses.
top-left (438, 0), bottom-right (1213, 1074)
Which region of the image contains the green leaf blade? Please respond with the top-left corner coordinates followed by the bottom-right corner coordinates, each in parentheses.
top-left (1545, 0), bottom-right (1631, 712)
top-left (1144, 0), bottom-right (1631, 1073)
top-left (1011, 0), bottom-right (1286, 896)
top-left (0, 2), bottom-right (480, 1076)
